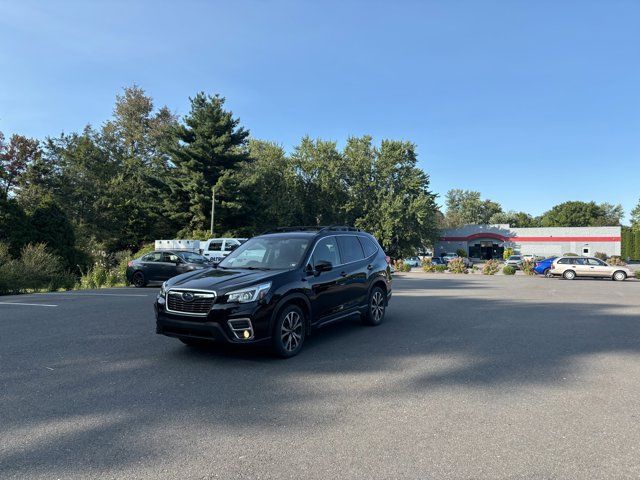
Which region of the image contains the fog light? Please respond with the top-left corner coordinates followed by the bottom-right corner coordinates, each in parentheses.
top-left (243, 330), bottom-right (250, 339)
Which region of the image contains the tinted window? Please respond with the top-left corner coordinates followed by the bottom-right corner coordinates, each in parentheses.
top-left (163, 252), bottom-right (180, 263)
top-left (207, 240), bottom-right (224, 251)
top-left (359, 236), bottom-right (379, 257)
top-left (311, 237), bottom-right (340, 267)
top-left (179, 252), bottom-right (208, 264)
top-left (337, 235), bottom-right (365, 263)
top-left (142, 252), bottom-right (162, 262)
top-left (224, 240), bottom-right (240, 252)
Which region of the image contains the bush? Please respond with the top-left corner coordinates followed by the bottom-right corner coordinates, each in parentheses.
top-left (482, 259), bottom-right (501, 275)
top-left (456, 248), bottom-right (466, 258)
top-left (434, 265), bottom-right (447, 273)
top-left (594, 252), bottom-right (607, 261)
top-left (520, 259), bottom-right (535, 275)
top-left (393, 260), bottom-right (411, 272)
top-left (635, 270), bottom-right (640, 280)
top-left (607, 256), bottom-right (626, 266)
top-left (563, 252), bottom-right (578, 256)
top-left (503, 265), bottom-right (516, 275)
top-left (448, 257), bottom-right (468, 274)
top-left (422, 262), bottom-right (434, 273)
top-left (503, 248), bottom-right (514, 260)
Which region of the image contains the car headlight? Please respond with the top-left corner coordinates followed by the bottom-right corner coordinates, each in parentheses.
top-left (160, 281), bottom-right (168, 295)
top-left (226, 282), bottom-right (271, 303)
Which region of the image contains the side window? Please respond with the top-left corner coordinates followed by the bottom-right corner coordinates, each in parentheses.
top-left (337, 235), bottom-right (365, 264)
top-left (587, 258), bottom-right (604, 266)
top-left (358, 236), bottom-right (379, 257)
top-left (558, 258), bottom-right (569, 264)
top-left (574, 258), bottom-right (587, 265)
top-left (224, 240), bottom-right (240, 252)
top-left (163, 253), bottom-right (179, 263)
top-left (207, 240), bottom-right (224, 252)
top-left (142, 252), bottom-right (162, 262)
top-left (311, 237), bottom-right (340, 267)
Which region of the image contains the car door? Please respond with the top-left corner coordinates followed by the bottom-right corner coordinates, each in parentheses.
top-left (335, 235), bottom-right (369, 311)
top-left (140, 251), bottom-right (164, 281)
top-left (572, 257), bottom-right (591, 277)
top-left (205, 239), bottom-right (224, 262)
top-left (306, 236), bottom-right (345, 323)
top-left (585, 258), bottom-right (611, 277)
top-left (159, 252), bottom-right (181, 280)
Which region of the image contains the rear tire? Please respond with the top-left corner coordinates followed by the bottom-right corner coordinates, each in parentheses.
top-left (272, 305), bottom-right (306, 358)
top-left (612, 271), bottom-right (627, 281)
top-left (132, 271), bottom-right (147, 287)
top-left (364, 286), bottom-right (386, 326)
top-left (563, 270), bottom-right (576, 280)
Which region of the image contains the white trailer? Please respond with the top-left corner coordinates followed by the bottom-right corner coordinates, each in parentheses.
top-left (154, 239), bottom-right (202, 253)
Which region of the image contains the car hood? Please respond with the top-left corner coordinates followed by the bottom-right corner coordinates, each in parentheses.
top-left (165, 267), bottom-right (283, 293)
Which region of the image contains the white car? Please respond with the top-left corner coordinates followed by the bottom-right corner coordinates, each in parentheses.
top-left (550, 256), bottom-right (633, 281)
top-left (441, 252), bottom-right (459, 263)
top-left (202, 238), bottom-right (248, 262)
top-left (521, 254), bottom-right (536, 263)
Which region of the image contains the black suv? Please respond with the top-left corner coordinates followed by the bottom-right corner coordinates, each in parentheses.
top-left (154, 226), bottom-right (392, 357)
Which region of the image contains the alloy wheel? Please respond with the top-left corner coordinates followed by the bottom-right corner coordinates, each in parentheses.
top-left (370, 291), bottom-right (385, 323)
top-left (281, 311), bottom-right (303, 352)
top-left (614, 272), bottom-right (626, 281)
top-left (133, 272), bottom-right (145, 287)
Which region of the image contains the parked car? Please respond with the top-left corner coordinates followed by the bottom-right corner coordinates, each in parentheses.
top-left (126, 251), bottom-right (211, 287)
top-left (505, 255), bottom-right (523, 269)
top-left (201, 237), bottom-right (248, 263)
top-left (533, 257), bottom-right (557, 277)
top-left (430, 257), bottom-right (445, 265)
top-left (403, 256), bottom-right (422, 268)
top-left (550, 256), bottom-right (633, 281)
top-left (522, 254), bottom-right (536, 263)
top-left (441, 252), bottom-right (459, 263)
top-left (155, 226), bottom-right (392, 357)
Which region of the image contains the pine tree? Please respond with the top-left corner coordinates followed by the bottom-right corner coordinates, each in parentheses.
top-left (169, 93), bottom-right (249, 234)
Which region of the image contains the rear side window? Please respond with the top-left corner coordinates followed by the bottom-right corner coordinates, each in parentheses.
top-left (142, 252), bottom-right (162, 262)
top-left (558, 258), bottom-right (571, 264)
top-left (358, 236), bottom-right (379, 257)
top-left (337, 236), bottom-right (365, 263)
top-left (207, 240), bottom-right (223, 251)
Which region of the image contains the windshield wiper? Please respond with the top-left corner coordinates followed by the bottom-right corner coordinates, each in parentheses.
top-left (243, 266), bottom-right (270, 270)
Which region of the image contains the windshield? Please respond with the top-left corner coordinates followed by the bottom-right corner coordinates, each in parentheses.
top-left (178, 252), bottom-right (209, 264)
top-left (218, 236), bottom-right (310, 270)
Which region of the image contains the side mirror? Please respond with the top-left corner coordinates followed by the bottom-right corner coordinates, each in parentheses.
top-left (314, 260), bottom-right (333, 274)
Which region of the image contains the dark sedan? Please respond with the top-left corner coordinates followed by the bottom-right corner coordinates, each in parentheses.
top-left (126, 250), bottom-right (212, 287)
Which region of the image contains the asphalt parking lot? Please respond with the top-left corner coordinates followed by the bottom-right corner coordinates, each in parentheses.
top-left (1, 275), bottom-right (640, 479)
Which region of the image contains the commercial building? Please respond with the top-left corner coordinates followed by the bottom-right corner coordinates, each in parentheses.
top-left (436, 225), bottom-right (621, 260)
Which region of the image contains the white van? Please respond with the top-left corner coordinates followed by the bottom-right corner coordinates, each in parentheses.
top-left (202, 238), bottom-right (248, 262)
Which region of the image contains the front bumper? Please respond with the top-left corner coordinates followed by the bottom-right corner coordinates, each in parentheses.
top-left (155, 295), bottom-right (274, 345)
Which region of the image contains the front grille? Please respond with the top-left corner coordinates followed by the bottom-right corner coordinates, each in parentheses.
top-left (166, 290), bottom-right (216, 316)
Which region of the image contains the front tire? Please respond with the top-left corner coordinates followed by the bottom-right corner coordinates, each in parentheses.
top-left (563, 270), bottom-right (576, 280)
top-left (364, 286), bottom-right (386, 326)
top-left (612, 271), bottom-right (627, 281)
top-left (132, 271), bottom-right (147, 287)
top-left (272, 305), bottom-right (306, 358)
top-left (544, 268), bottom-right (554, 278)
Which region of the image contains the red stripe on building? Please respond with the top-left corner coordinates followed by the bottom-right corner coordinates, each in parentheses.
top-left (441, 236), bottom-right (621, 242)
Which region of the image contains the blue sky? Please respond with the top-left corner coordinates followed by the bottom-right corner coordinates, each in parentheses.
top-left (1, 0), bottom-right (639, 220)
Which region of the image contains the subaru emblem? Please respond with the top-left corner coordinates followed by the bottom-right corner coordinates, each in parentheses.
top-left (181, 292), bottom-right (195, 302)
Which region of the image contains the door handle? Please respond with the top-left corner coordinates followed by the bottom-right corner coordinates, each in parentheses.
top-left (367, 264), bottom-right (373, 270)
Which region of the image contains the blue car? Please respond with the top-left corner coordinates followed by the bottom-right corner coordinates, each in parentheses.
top-left (533, 257), bottom-right (557, 277)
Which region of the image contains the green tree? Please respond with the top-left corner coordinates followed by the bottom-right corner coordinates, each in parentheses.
top-left (169, 93), bottom-right (249, 233)
top-left (539, 201), bottom-right (623, 227)
top-left (489, 210), bottom-right (538, 227)
top-left (631, 199), bottom-right (640, 231)
top-left (356, 140), bottom-right (439, 258)
top-left (0, 199), bottom-right (33, 256)
top-left (444, 189), bottom-right (502, 227)
top-left (0, 132), bottom-right (41, 200)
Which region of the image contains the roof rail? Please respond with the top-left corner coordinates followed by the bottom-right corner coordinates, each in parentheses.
top-left (260, 225), bottom-right (360, 235)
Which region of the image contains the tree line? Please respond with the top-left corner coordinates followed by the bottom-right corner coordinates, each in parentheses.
top-left (0, 85), bottom-right (440, 274)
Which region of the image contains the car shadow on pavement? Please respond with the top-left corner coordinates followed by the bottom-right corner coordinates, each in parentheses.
top-left (1, 276), bottom-right (639, 477)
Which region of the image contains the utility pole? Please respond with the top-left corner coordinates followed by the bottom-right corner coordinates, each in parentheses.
top-left (210, 186), bottom-right (215, 236)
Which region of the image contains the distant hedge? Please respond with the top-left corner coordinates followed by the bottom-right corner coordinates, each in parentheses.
top-left (621, 227), bottom-right (640, 260)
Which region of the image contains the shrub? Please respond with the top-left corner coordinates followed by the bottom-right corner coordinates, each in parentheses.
top-left (520, 259), bottom-right (535, 275)
top-left (503, 265), bottom-right (516, 275)
top-left (635, 270), bottom-right (640, 280)
top-left (422, 262), bottom-right (434, 273)
top-left (607, 256), bottom-right (626, 266)
top-left (448, 257), bottom-right (468, 274)
top-left (503, 248), bottom-right (514, 260)
top-left (0, 243), bottom-right (74, 294)
top-left (434, 264), bottom-right (447, 272)
top-left (456, 248), bottom-right (467, 258)
top-left (563, 252), bottom-right (578, 256)
top-left (393, 260), bottom-right (411, 272)
top-left (482, 259), bottom-right (501, 275)
top-left (594, 252), bottom-right (607, 261)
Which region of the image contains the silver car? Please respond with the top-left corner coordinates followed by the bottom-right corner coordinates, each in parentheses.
top-left (550, 256), bottom-right (633, 281)
top-left (505, 255), bottom-right (523, 269)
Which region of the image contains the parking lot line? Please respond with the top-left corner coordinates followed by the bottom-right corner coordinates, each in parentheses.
top-left (0, 302), bottom-right (58, 307)
top-left (33, 292), bottom-right (152, 298)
